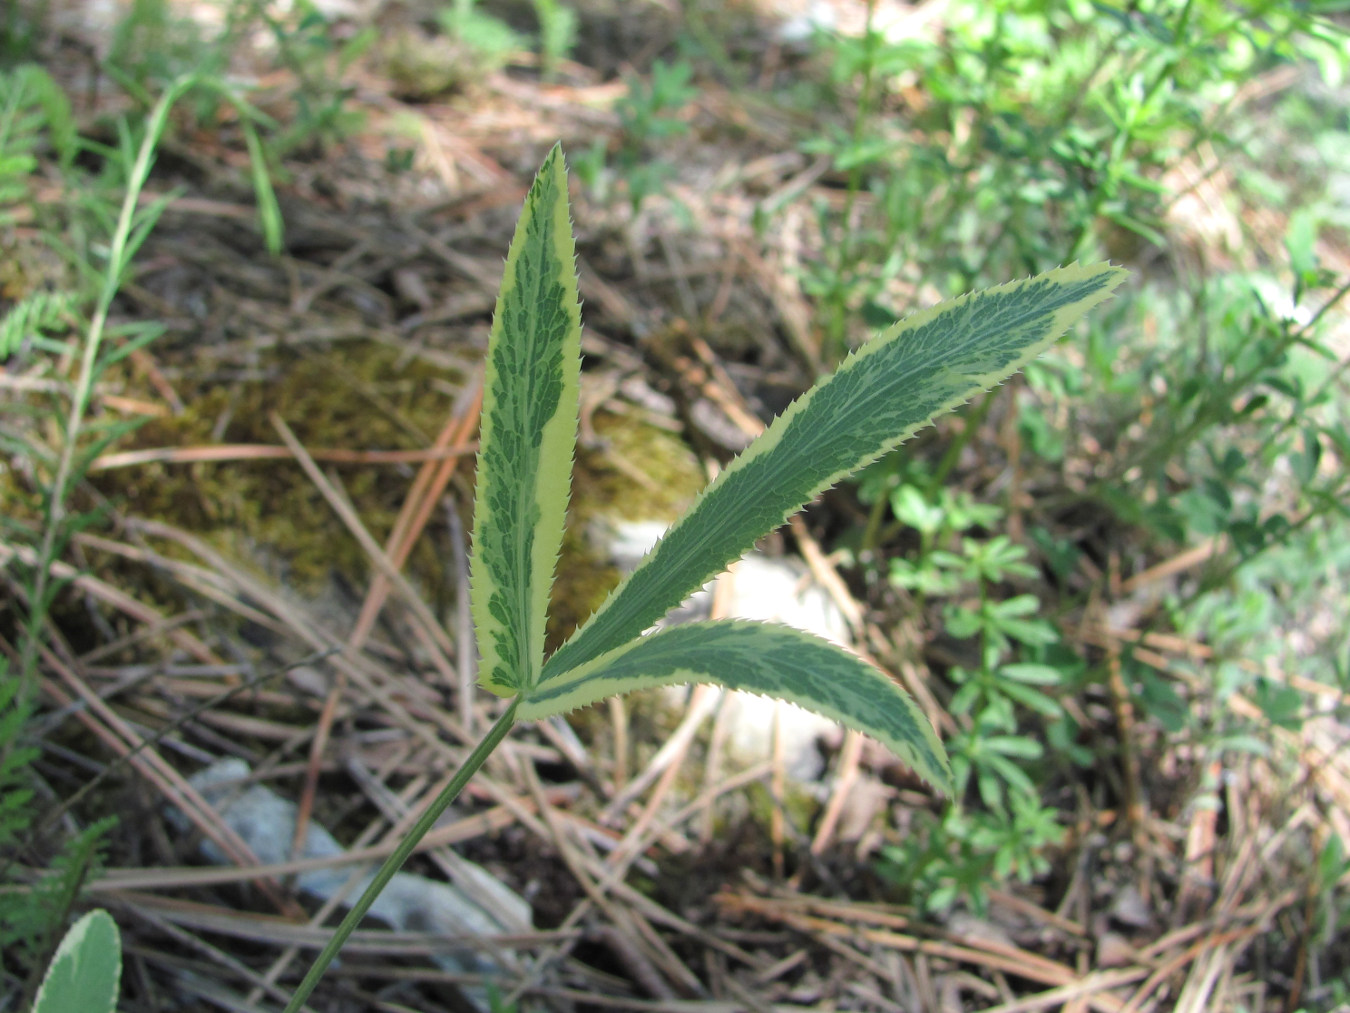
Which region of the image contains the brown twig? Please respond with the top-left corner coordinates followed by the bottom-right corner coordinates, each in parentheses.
top-left (90, 441), bottom-right (476, 471)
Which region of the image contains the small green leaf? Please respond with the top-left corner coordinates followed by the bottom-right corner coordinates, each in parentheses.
top-left (1001, 680), bottom-right (1064, 718)
top-left (470, 143), bottom-right (582, 696)
top-left (890, 484), bottom-right (944, 535)
top-left (33, 910), bottom-right (121, 1013)
top-left (521, 620), bottom-right (952, 794)
top-left (1000, 663), bottom-right (1064, 686)
top-left (542, 263), bottom-right (1126, 683)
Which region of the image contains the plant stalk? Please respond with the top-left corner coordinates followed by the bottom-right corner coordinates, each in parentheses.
top-left (283, 698), bottom-right (519, 1013)
top-left (824, 0), bottom-right (879, 359)
top-left (18, 74), bottom-right (196, 691)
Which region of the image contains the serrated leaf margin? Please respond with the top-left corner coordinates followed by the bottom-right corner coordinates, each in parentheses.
top-left (470, 143), bottom-right (582, 696)
top-left (521, 619), bottom-right (952, 794)
top-left (541, 262), bottom-right (1126, 683)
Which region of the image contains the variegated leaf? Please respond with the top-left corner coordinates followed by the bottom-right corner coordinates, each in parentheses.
top-left (470, 144), bottom-right (582, 696)
top-left (33, 910), bottom-right (122, 1013)
top-left (523, 620), bottom-right (952, 793)
top-left (541, 263), bottom-right (1125, 683)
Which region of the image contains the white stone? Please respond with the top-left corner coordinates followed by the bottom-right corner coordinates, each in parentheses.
top-left (175, 758), bottom-right (530, 1007)
top-left (594, 520), bottom-right (851, 781)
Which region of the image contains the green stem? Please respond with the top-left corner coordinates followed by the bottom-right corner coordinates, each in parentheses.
top-left (283, 698), bottom-right (519, 1013)
top-left (859, 466), bottom-right (895, 558)
top-left (927, 389), bottom-right (995, 495)
top-left (824, 0), bottom-right (879, 359)
top-left (1107, 290), bottom-right (1319, 492)
top-left (1250, 277), bottom-right (1350, 464)
top-left (19, 74), bottom-right (196, 691)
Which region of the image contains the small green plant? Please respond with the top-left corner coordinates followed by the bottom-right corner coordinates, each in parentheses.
top-left (31, 909), bottom-right (122, 1013)
top-left (574, 57), bottom-right (700, 213)
top-left (531, 0), bottom-right (577, 81)
top-left (106, 0), bottom-right (220, 95)
top-left (881, 787), bottom-right (1065, 915)
top-left (796, 0), bottom-right (1342, 359)
top-left (281, 144), bottom-right (1125, 1009)
top-left (259, 2), bottom-right (374, 154)
top-left (437, 0), bottom-right (525, 68)
top-left (11, 73), bottom-right (279, 685)
top-left (867, 480), bottom-right (1071, 911)
top-left (1, 66), bottom-right (281, 1001)
top-left (0, 63), bottom-right (75, 208)
top-left (0, 64), bottom-right (76, 362)
top-left (5, 818), bottom-right (117, 1006)
top-left (786, 0), bottom-right (1347, 925)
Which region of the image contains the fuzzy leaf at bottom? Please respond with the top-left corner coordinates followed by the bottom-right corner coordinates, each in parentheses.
top-left (520, 619), bottom-right (951, 794)
top-left (33, 909), bottom-right (122, 1013)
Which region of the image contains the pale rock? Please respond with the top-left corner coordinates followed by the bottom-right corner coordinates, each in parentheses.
top-left (593, 520), bottom-right (851, 782)
top-left (172, 758), bottom-right (530, 1010)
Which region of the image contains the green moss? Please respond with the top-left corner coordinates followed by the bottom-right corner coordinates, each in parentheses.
top-left (745, 778), bottom-right (820, 833)
top-left (546, 408), bottom-right (705, 649)
top-left (94, 340), bottom-right (467, 601)
top-left (576, 411), bottom-right (707, 521)
top-left (8, 339), bottom-right (709, 664)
